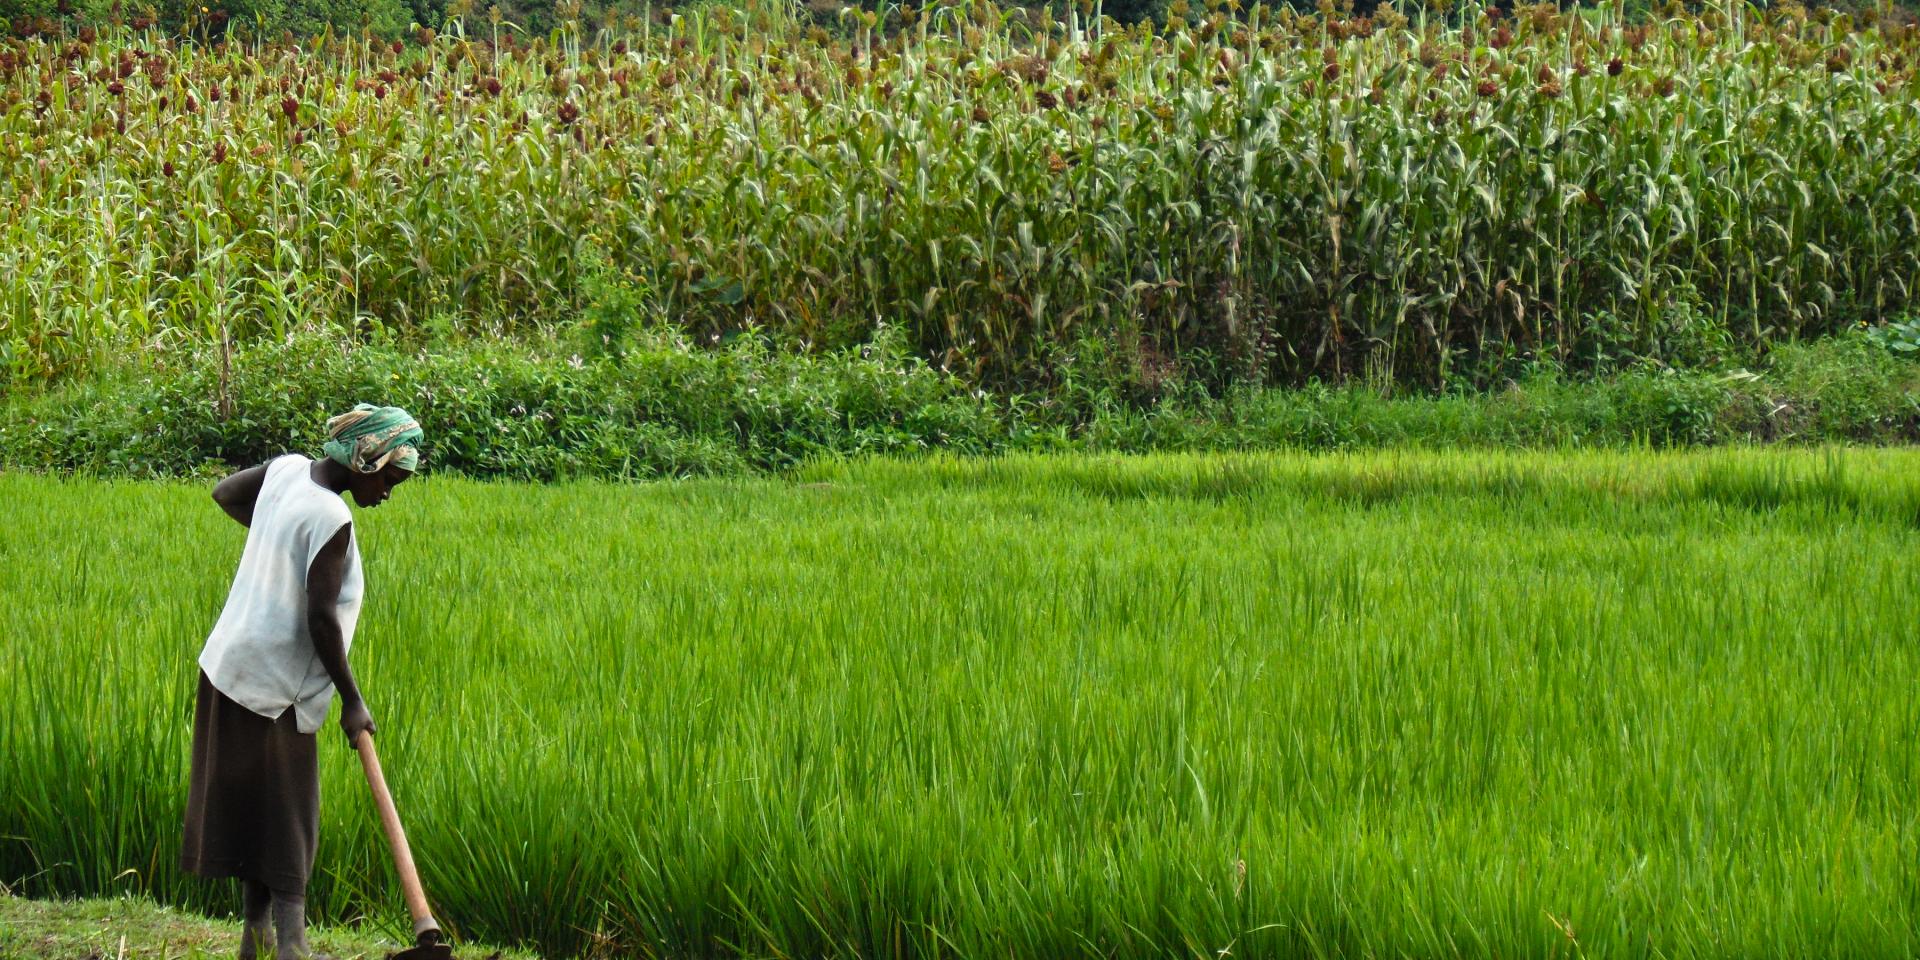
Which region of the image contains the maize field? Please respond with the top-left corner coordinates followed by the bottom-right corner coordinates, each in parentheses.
top-left (2, 1), bottom-right (1919, 388)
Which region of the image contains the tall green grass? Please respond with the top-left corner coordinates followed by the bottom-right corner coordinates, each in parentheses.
top-left (4, 449), bottom-right (1919, 958)
top-left (3, 0), bottom-right (1919, 388)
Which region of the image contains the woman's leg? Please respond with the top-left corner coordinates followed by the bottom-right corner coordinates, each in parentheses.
top-left (259, 706), bottom-right (324, 958)
top-left (272, 890), bottom-right (318, 960)
top-left (240, 881), bottom-right (273, 960)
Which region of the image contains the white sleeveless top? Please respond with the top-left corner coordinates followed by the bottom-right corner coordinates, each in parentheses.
top-left (199, 454), bottom-right (364, 734)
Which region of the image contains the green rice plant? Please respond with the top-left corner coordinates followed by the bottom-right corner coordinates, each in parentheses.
top-left (3, 448), bottom-right (1919, 958)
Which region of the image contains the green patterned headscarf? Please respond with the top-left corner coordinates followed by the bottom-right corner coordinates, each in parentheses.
top-left (323, 404), bottom-right (423, 474)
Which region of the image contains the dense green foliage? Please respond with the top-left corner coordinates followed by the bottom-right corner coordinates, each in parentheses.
top-left (4, 1), bottom-right (1919, 391)
top-left (0, 324), bottom-right (1009, 478)
top-left (3, 328), bottom-right (1915, 479)
top-left (4, 451), bottom-right (1919, 958)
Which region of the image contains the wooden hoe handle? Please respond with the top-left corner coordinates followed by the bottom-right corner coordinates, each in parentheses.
top-left (354, 731), bottom-right (444, 944)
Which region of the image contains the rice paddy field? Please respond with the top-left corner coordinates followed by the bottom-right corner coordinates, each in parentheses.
top-left (2, 449), bottom-right (1918, 958)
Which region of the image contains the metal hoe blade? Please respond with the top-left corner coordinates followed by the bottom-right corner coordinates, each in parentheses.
top-left (388, 931), bottom-right (455, 960)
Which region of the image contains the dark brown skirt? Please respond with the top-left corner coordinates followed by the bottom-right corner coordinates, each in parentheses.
top-left (180, 671), bottom-right (320, 894)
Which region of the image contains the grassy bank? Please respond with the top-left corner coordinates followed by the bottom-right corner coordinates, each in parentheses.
top-left (0, 894), bottom-right (539, 960)
top-left (4, 450), bottom-right (1918, 958)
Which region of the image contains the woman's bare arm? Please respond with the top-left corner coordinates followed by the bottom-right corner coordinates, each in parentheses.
top-left (307, 524), bottom-right (375, 743)
top-left (211, 463), bottom-right (271, 527)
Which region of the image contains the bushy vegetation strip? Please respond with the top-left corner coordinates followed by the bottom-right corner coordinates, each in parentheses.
top-left (2, 328), bottom-right (1915, 480)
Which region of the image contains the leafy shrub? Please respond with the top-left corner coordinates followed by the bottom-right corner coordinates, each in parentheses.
top-left (1863, 316), bottom-right (1920, 358)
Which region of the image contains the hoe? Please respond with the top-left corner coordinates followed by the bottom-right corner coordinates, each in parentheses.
top-left (353, 731), bottom-right (456, 960)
